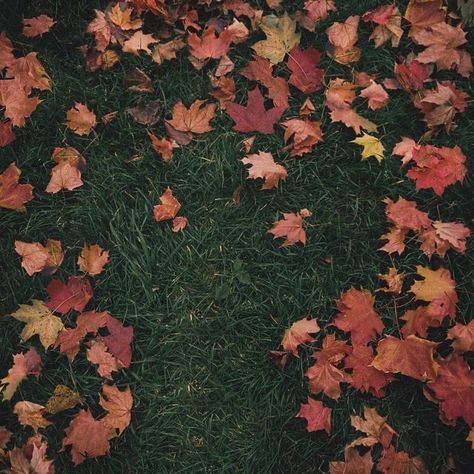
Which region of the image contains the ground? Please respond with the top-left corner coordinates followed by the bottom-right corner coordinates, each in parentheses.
top-left (1, 1), bottom-right (473, 473)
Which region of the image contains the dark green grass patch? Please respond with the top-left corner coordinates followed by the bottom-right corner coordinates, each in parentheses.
top-left (1, 0), bottom-right (473, 472)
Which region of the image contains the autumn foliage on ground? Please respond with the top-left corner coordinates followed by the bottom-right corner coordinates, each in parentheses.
top-left (1, 0), bottom-right (473, 472)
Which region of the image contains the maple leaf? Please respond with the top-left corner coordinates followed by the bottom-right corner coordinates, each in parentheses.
top-left (14, 239), bottom-right (63, 276)
top-left (0, 348), bottom-right (41, 401)
top-left (209, 74), bottom-right (236, 110)
top-left (46, 276), bottom-right (93, 315)
top-left (376, 445), bottom-right (428, 474)
top-left (87, 339), bottom-right (121, 379)
top-left (425, 354), bottom-right (474, 425)
top-left (172, 216), bottom-right (188, 233)
top-left (148, 131), bottom-right (179, 162)
top-left (325, 78), bottom-right (356, 109)
top-left (54, 310), bottom-right (109, 360)
top-left (252, 13), bottom-right (301, 64)
top-left (351, 133), bottom-right (385, 162)
top-left (383, 197), bottom-right (432, 231)
top-left (418, 221), bottom-right (471, 258)
top-left (0, 120), bottom-right (16, 147)
top-left (281, 118), bottom-right (323, 157)
top-left (412, 22), bottom-right (472, 77)
top-left (46, 146), bottom-right (87, 193)
top-left (78, 243), bottom-right (110, 276)
top-left (394, 58), bottom-right (431, 92)
top-left (345, 346), bottom-right (394, 397)
top-left (280, 317), bottom-right (320, 356)
top-left (46, 384), bottom-right (83, 414)
top-left (127, 99), bottom-right (161, 126)
top-left (349, 406), bottom-right (397, 449)
top-left (66, 102), bottom-right (97, 136)
top-left (13, 401), bottom-right (51, 431)
top-left (8, 438), bottom-right (55, 474)
top-left (0, 32), bottom-right (15, 68)
top-left (241, 55), bottom-right (289, 108)
top-left (87, 10), bottom-right (111, 51)
top-left (359, 82), bottom-right (389, 110)
top-left (102, 313), bottom-right (134, 367)
top-left (371, 335), bottom-right (439, 382)
top-left (268, 208), bottom-right (312, 247)
top-left (379, 227), bottom-right (407, 255)
top-left (215, 55), bottom-right (235, 77)
top-left (62, 409), bottom-right (111, 465)
top-left (378, 267), bottom-right (405, 294)
top-left (9, 299), bottom-right (64, 349)
top-left (329, 446), bottom-right (373, 474)
top-left (226, 87), bottom-right (284, 134)
top-left (404, 0), bottom-right (445, 34)
top-left (241, 151), bottom-right (287, 190)
top-left (188, 26), bottom-right (232, 61)
top-left (107, 3), bottom-right (142, 30)
top-left (410, 265), bottom-right (458, 322)
top-left (22, 15), bottom-right (55, 37)
top-left (297, 397), bottom-right (331, 434)
top-left (326, 15), bottom-right (360, 64)
top-left (333, 288), bottom-right (384, 346)
top-left (415, 81), bottom-right (469, 133)
top-left (0, 79), bottom-right (41, 127)
top-left (122, 31), bottom-right (157, 56)
top-left (362, 4), bottom-right (403, 48)
top-left (306, 358), bottom-right (349, 400)
top-left (6, 53), bottom-right (52, 92)
top-left (152, 37), bottom-right (186, 65)
top-left (166, 99), bottom-right (215, 134)
top-left (153, 187), bottom-right (181, 222)
top-left (448, 321), bottom-right (474, 353)
top-left (287, 46), bottom-right (324, 94)
top-left (124, 67), bottom-right (153, 93)
top-left (392, 137), bottom-right (418, 165)
top-left (99, 384), bottom-right (133, 437)
top-left (329, 107), bottom-right (377, 135)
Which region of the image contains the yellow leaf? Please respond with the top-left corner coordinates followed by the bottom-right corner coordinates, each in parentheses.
top-left (252, 13), bottom-right (301, 64)
top-left (46, 384), bottom-right (83, 414)
top-left (10, 299), bottom-right (64, 349)
top-left (351, 133), bottom-right (385, 162)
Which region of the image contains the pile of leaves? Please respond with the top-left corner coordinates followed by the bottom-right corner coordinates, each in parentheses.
top-left (1, 0), bottom-right (473, 471)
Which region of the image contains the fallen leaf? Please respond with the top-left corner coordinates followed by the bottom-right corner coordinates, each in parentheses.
top-left (14, 401), bottom-right (51, 431)
top-left (124, 67), bottom-right (153, 92)
top-left (281, 317), bottom-right (320, 356)
top-left (329, 446), bottom-right (373, 474)
top-left (102, 313), bottom-right (134, 368)
top-left (0, 163), bottom-right (33, 211)
top-left (78, 243), bottom-right (110, 276)
top-left (127, 99), bottom-right (161, 126)
top-left (448, 321), bottom-right (474, 353)
top-left (153, 187), bottom-right (181, 222)
top-left (87, 339), bottom-right (121, 379)
top-left (297, 397), bottom-right (331, 434)
top-left (0, 348), bottom-right (41, 401)
top-left (9, 299), bottom-right (64, 349)
top-left (351, 133), bottom-right (385, 162)
top-left (227, 87), bottom-right (284, 134)
top-left (188, 26), bottom-right (232, 61)
top-left (46, 146), bottom-right (87, 193)
top-left (46, 276), bottom-right (93, 315)
top-left (46, 384), bottom-right (83, 414)
top-left (0, 120), bottom-right (15, 147)
top-left (350, 406), bottom-right (396, 449)
top-left (376, 445), bottom-right (428, 474)
top-left (99, 384), bottom-right (133, 437)
top-left (287, 45), bottom-right (324, 94)
top-left (326, 15), bottom-right (360, 64)
top-left (148, 131), bottom-right (179, 162)
top-left (62, 409), bottom-right (111, 465)
top-left (371, 335), bottom-right (439, 382)
top-left (418, 221), bottom-right (471, 258)
top-left (359, 82), bottom-right (389, 110)
top-left (66, 102), bottom-right (97, 136)
top-left (122, 31), bottom-right (157, 56)
top-left (22, 15), bottom-right (55, 37)
top-left (334, 288), bottom-right (384, 346)
top-left (378, 267), bottom-right (405, 294)
top-left (14, 239), bottom-right (64, 276)
top-left (268, 208), bottom-right (312, 247)
top-left (252, 13), bottom-right (301, 64)
top-left (241, 151), bottom-right (287, 190)
top-left (281, 118), bottom-right (323, 157)
top-left (172, 216), bottom-right (188, 232)
top-left (166, 99), bottom-right (215, 134)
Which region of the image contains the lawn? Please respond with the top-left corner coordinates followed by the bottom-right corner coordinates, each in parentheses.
top-left (1, 0), bottom-right (473, 472)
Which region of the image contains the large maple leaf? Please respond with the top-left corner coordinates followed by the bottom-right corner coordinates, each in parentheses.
top-left (252, 13), bottom-right (301, 64)
top-left (281, 118), bottom-right (323, 157)
top-left (166, 99), bottom-right (216, 134)
top-left (297, 397), bottom-right (331, 434)
top-left (9, 299), bottom-right (64, 349)
top-left (329, 446), bottom-right (373, 474)
top-left (188, 26), bottom-right (232, 61)
top-left (0, 163), bottom-right (33, 211)
top-left (99, 384), bottom-right (133, 437)
top-left (241, 151), bottom-right (287, 190)
top-left (425, 354), bottom-right (474, 425)
top-left (62, 409), bottom-right (111, 465)
top-left (226, 87), bottom-right (284, 134)
top-left (376, 445), bottom-right (428, 474)
top-left (287, 46), bottom-right (324, 94)
top-left (102, 313), bottom-right (134, 367)
top-left (14, 239), bottom-right (63, 276)
top-left (46, 276), bottom-right (93, 315)
top-left (333, 288), bottom-right (384, 346)
top-left (326, 15), bottom-right (360, 64)
top-left (349, 406), bottom-right (397, 449)
top-left (371, 335), bottom-right (439, 382)
top-left (281, 317), bottom-right (320, 356)
top-left (0, 348), bottom-right (41, 401)
top-left (268, 208), bottom-right (312, 247)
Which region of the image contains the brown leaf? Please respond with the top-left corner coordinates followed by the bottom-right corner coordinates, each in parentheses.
top-left (148, 131), bottom-right (179, 162)
top-left (66, 102), bottom-right (97, 135)
top-left (22, 15), bottom-right (55, 37)
top-left (46, 384), bottom-right (83, 414)
top-left (124, 67), bottom-right (153, 92)
top-left (166, 99), bottom-right (215, 134)
top-left (99, 384), bottom-right (133, 437)
top-left (127, 99), bottom-right (161, 126)
top-left (268, 208), bottom-right (312, 247)
top-left (153, 187), bottom-right (181, 222)
top-left (14, 401), bottom-right (52, 431)
top-left (78, 243), bottom-right (110, 276)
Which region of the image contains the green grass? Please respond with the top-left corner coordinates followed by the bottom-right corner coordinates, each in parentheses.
top-left (1, 0), bottom-right (473, 472)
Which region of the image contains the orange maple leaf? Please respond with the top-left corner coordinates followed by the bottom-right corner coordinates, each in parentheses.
top-left (66, 102), bottom-right (97, 136)
top-left (78, 243), bottom-right (110, 276)
top-left (0, 163), bottom-right (34, 211)
top-left (241, 151), bottom-right (287, 190)
top-left (153, 187), bottom-right (181, 222)
top-left (166, 99), bottom-right (216, 134)
top-left (268, 208), bottom-right (312, 247)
